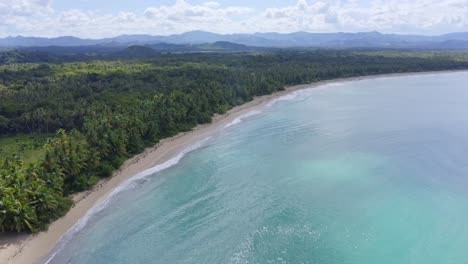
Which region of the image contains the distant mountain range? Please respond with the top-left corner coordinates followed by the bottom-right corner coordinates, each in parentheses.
top-left (1, 31), bottom-right (468, 50)
top-left (0, 41), bottom-right (269, 64)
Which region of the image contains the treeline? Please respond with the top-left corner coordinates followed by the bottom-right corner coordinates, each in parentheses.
top-left (3, 52), bottom-right (468, 135)
top-left (1, 51), bottom-right (468, 232)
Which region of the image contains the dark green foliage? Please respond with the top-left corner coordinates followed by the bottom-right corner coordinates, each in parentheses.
top-left (0, 158), bottom-right (72, 232)
top-left (2, 51), bottom-right (468, 136)
top-left (1, 50), bottom-right (468, 232)
top-left (43, 129), bottom-right (99, 194)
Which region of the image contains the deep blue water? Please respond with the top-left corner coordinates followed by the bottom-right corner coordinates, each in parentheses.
top-left (47, 72), bottom-right (468, 264)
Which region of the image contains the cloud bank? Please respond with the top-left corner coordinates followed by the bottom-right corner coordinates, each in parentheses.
top-left (1, 0), bottom-right (468, 38)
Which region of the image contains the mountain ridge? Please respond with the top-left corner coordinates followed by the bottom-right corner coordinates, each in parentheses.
top-left (2, 31), bottom-right (468, 49)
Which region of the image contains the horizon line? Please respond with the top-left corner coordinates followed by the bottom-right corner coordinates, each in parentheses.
top-left (2, 30), bottom-right (466, 40)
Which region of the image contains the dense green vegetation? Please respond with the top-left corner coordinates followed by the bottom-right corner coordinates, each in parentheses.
top-left (360, 51), bottom-right (468, 61)
top-left (1, 50), bottom-right (468, 232)
top-left (0, 134), bottom-right (50, 163)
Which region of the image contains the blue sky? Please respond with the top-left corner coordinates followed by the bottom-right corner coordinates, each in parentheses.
top-left (1, 0), bottom-right (467, 38)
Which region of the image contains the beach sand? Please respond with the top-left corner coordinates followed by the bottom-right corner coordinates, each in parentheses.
top-left (1, 70), bottom-right (466, 264)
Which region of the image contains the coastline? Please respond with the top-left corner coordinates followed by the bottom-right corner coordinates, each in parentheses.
top-left (1, 69), bottom-right (466, 264)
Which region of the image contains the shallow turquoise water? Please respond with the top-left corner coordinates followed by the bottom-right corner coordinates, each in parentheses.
top-left (47, 72), bottom-right (468, 264)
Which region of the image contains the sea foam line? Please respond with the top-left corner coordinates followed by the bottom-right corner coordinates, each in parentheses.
top-left (224, 90), bottom-right (306, 129)
top-left (266, 91), bottom-right (299, 107)
top-left (43, 137), bottom-right (211, 264)
top-left (224, 110), bottom-right (262, 128)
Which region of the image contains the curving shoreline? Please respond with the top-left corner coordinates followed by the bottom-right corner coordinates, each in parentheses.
top-left (1, 69), bottom-right (467, 264)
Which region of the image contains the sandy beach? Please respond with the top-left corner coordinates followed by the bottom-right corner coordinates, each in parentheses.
top-left (1, 70), bottom-right (466, 264)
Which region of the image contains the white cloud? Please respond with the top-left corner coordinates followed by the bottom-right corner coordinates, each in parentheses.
top-left (251, 0), bottom-right (468, 34)
top-left (1, 0), bottom-right (468, 38)
top-left (202, 2), bottom-right (221, 9)
top-left (143, 0), bottom-right (251, 23)
top-left (0, 0), bottom-right (52, 17)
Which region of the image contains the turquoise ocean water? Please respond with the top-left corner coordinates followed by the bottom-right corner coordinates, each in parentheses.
top-left (47, 72), bottom-right (468, 264)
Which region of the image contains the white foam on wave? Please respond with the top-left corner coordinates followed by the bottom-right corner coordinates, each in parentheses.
top-left (43, 137), bottom-right (211, 264)
top-left (224, 110), bottom-right (262, 129)
top-left (323, 82), bottom-right (347, 88)
top-left (266, 91), bottom-right (299, 107)
top-left (225, 88), bottom-right (317, 130)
